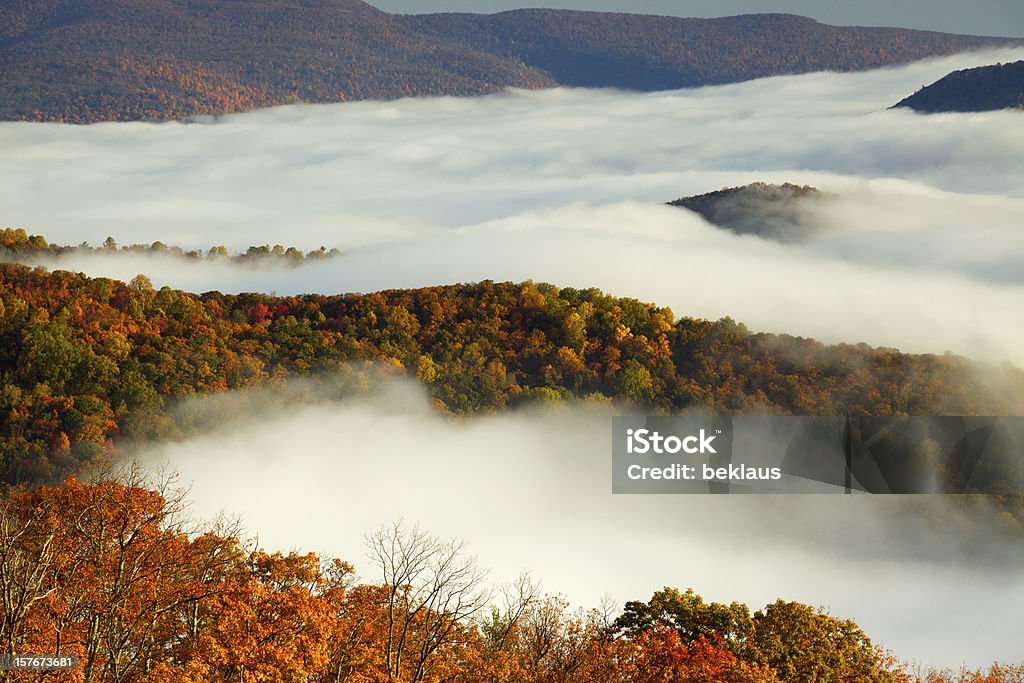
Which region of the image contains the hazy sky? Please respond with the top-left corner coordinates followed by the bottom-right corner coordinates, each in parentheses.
top-left (370, 0), bottom-right (1024, 37)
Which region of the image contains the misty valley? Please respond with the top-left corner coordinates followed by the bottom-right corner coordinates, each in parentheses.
top-left (1, 2), bottom-right (1024, 679)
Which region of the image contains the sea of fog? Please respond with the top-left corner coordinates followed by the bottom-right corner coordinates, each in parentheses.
top-left (3, 47), bottom-right (1024, 363)
top-left (4, 48), bottom-right (1024, 668)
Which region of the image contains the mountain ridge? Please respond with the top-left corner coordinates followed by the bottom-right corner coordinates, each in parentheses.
top-left (2, 245), bottom-right (1023, 483)
top-left (0, 0), bottom-right (1018, 122)
top-left (401, 10), bottom-right (1016, 90)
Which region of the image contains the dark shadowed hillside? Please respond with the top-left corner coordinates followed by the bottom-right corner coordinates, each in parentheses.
top-left (0, 0), bottom-right (555, 123)
top-left (893, 60), bottom-right (1024, 112)
top-left (668, 182), bottom-right (832, 243)
top-left (0, 0), bottom-right (1017, 122)
top-left (399, 10), bottom-right (1016, 91)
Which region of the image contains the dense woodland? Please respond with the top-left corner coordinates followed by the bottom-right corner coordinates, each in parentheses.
top-left (2, 229), bottom-right (1024, 487)
top-left (1, 470), bottom-right (1022, 683)
top-left (0, 0), bottom-right (1017, 122)
top-left (2, 231), bottom-right (1023, 679)
top-left (893, 60), bottom-right (1024, 112)
top-left (0, 0), bottom-right (554, 123)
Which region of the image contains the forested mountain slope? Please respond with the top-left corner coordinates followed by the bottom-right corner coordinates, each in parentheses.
top-left (2, 250), bottom-right (1022, 484)
top-left (0, 0), bottom-right (1016, 122)
top-left (0, 0), bottom-right (553, 123)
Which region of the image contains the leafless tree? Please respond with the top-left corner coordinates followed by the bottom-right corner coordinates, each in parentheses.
top-left (0, 489), bottom-right (60, 683)
top-left (366, 520), bottom-right (491, 682)
top-left (479, 571), bottom-right (542, 652)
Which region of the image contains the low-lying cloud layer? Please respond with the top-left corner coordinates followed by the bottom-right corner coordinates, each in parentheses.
top-left (4, 48), bottom-right (1024, 364)
top-left (137, 377), bottom-right (1024, 670)
top-left (15, 191), bottom-right (1024, 364)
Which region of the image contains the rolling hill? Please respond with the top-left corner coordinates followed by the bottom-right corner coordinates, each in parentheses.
top-left (0, 0), bottom-right (1018, 122)
top-left (2, 238), bottom-right (1024, 484)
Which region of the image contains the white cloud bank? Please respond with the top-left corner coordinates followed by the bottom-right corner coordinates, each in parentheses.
top-left (137, 378), bottom-right (1024, 670)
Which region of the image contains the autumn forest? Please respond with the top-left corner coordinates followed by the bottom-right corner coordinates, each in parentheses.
top-left (1, 226), bottom-right (1023, 679)
top-left (4, 228), bottom-right (1024, 486)
top-left (3, 469), bottom-right (1024, 683)
top-left (3, 0), bottom-right (1024, 678)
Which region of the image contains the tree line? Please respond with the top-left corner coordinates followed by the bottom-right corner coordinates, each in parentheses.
top-left (0, 228), bottom-right (340, 266)
top-left (3, 469), bottom-right (1020, 683)
top-left (2, 256), bottom-right (1023, 487)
